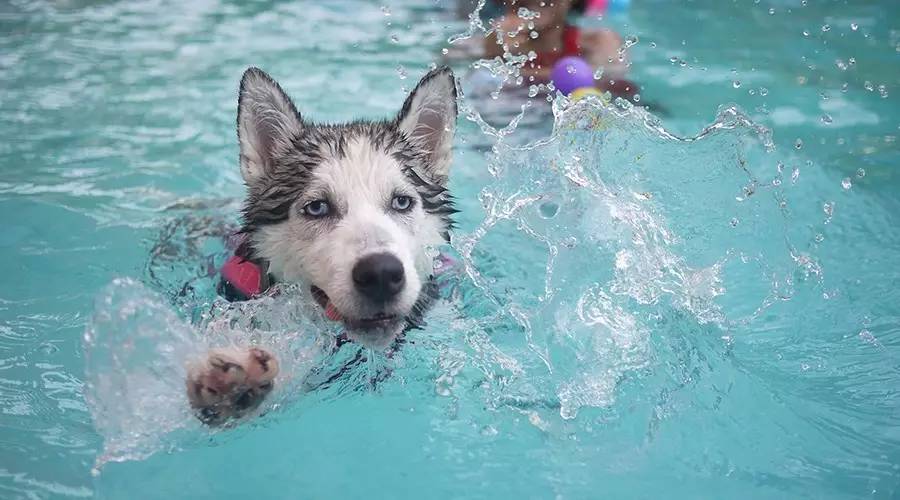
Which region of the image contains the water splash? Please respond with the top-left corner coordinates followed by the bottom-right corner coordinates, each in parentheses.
top-left (84, 278), bottom-right (333, 471)
top-left (447, 94), bottom-right (814, 419)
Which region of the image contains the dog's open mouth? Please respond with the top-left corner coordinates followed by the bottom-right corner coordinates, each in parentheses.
top-left (310, 286), bottom-right (400, 331)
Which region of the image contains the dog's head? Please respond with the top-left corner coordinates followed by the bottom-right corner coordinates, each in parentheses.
top-left (235, 67), bottom-right (457, 347)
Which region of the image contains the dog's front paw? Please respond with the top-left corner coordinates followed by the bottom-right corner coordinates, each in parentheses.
top-left (186, 347), bottom-right (279, 425)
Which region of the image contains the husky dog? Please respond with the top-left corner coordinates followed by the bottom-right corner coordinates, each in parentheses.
top-left (186, 66), bottom-right (458, 424)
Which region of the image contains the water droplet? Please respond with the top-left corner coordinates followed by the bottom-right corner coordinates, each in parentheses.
top-left (381, 5), bottom-right (391, 16)
top-left (38, 342), bottom-right (59, 355)
top-left (390, 34), bottom-right (399, 43)
top-left (821, 24), bottom-right (831, 32)
top-left (814, 233), bottom-right (824, 243)
top-left (733, 80), bottom-right (741, 89)
top-left (821, 114), bottom-right (833, 124)
top-left (802, 29), bottom-right (810, 37)
top-left (441, 47), bottom-right (449, 55)
top-left (649, 41), bottom-right (657, 48)
top-left (856, 168), bottom-right (866, 178)
top-left (841, 177), bottom-right (852, 190)
top-left (835, 59), bottom-right (848, 71)
top-left (864, 81), bottom-right (874, 91)
top-left (759, 87), bottom-right (769, 96)
top-left (592, 67), bottom-right (604, 80)
top-left (528, 85), bottom-right (539, 98)
top-left (566, 64), bottom-right (576, 74)
top-left (530, 31), bottom-right (539, 39)
top-left (859, 329), bottom-right (876, 344)
top-left (772, 178), bottom-right (782, 187)
top-left (850, 22), bottom-right (859, 31)
top-left (823, 201), bottom-right (834, 217)
top-left (396, 64), bottom-right (407, 80)
top-left (878, 85), bottom-right (888, 98)
top-left (539, 201), bottom-right (560, 218)
top-left (481, 425), bottom-right (499, 436)
top-left (768, 7), bottom-right (775, 15)
top-left (730, 218), bottom-right (739, 227)
top-left (794, 138), bottom-right (803, 149)
top-left (791, 167), bottom-right (800, 184)
top-left (632, 93), bottom-right (641, 102)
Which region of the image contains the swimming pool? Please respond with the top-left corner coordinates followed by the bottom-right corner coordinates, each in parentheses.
top-left (1, 0), bottom-right (898, 498)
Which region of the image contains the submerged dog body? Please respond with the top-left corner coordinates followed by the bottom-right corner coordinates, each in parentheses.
top-left (187, 67), bottom-right (459, 423)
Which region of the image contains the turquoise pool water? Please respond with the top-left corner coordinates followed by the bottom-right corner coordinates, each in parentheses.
top-left (2, 0), bottom-right (898, 498)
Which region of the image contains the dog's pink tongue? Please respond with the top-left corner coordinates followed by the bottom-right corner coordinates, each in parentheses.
top-left (325, 302), bottom-right (343, 322)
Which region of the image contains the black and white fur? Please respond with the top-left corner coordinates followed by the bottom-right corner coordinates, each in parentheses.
top-left (187, 67), bottom-right (458, 423)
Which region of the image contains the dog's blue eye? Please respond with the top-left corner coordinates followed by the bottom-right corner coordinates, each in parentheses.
top-left (302, 200), bottom-right (330, 217)
top-left (391, 195), bottom-right (413, 212)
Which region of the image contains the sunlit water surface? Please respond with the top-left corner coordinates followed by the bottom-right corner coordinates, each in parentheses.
top-left (1, 0), bottom-right (898, 498)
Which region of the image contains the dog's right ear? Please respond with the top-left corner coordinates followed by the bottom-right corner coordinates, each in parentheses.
top-left (237, 68), bottom-right (303, 183)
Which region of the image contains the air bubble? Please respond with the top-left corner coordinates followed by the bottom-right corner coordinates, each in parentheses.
top-left (841, 177), bottom-right (852, 190)
top-left (632, 93), bottom-right (641, 102)
top-left (396, 64), bottom-right (407, 80)
top-left (851, 23), bottom-right (859, 31)
top-left (530, 31), bottom-right (539, 39)
top-left (815, 233), bottom-right (824, 243)
top-left (864, 81), bottom-right (874, 91)
top-left (381, 6), bottom-right (391, 16)
top-left (759, 87), bottom-right (769, 96)
top-left (794, 138), bottom-right (803, 149)
top-left (768, 7), bottom-right (775, 14)
top-left (730, 218), bottom-right (739, 227)
top-left (821, 114), bottom-right (833, 124)
top-left (390, 34), bottom-right (399, 43)
top-left (823, 201), bottom-right (834, 218)
top-left (441, 48), bottom-right (449, 55)
top-left (733, 80), bottom-right (741, 89)
top-left (566, 64), bottom-right (576, 74)
top-left (821, 24), bottom-right (831, 32)
top-left (593, 68), bottom-right (604, 80)
top-left (856, 168), bottom-right (866, 178)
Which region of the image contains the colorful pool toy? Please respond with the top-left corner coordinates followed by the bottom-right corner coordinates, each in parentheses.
top-left (550, 56), bottom-right (595, 96)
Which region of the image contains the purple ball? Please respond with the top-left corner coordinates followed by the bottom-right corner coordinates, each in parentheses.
top-left (550, 56), bottom-right (595, 95)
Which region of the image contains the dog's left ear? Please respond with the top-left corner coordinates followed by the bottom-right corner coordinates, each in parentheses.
top-left (397, 67), bottom-right (458, 185)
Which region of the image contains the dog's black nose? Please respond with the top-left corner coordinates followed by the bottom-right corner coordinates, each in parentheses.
top-left (352, 253), bottom-right (405, 302)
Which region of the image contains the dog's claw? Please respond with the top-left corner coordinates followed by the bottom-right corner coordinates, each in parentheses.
top-left (185, 346), bottom-right (279, 426)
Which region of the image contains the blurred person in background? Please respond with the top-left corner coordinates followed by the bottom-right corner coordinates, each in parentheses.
top-left (451, 0), bottom-right (637, 101)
